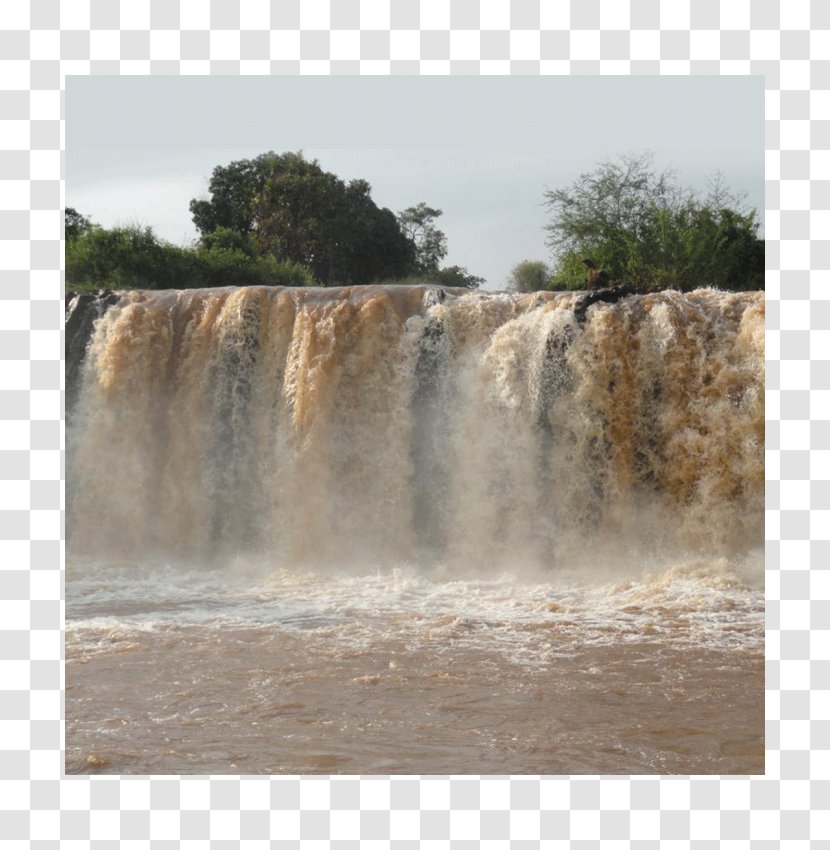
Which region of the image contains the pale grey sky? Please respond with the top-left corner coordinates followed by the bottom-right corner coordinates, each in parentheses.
top-left (67, 76), bottom-right (764, 291)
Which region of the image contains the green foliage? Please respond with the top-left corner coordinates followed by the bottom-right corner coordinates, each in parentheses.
top-left (68, 152), bottom-right (486, 292)
top-left (66, 224), bottom-right (179, 290)
top-left (66, 223), bottom-right (320, 292)
top-left (191, 151), bottom-right (416, 286)
top-left (548, 253), bottom-right (615, 292)
top-left (507, 260), bottom-right (552, 293)
top-left (433, 265), bottom-right (484, 289)
top-left (190, 152), bottom-right (280, 236)
top-left (65, 207), bottom-right (93, 241)
top-left (199, 226), bottom-right (257, 256)
top-left (397, 203), bottom-right (448, 273)
top-left (378, 265), bottom-right (484, 290)
top-left (544, 154), bottom-right (764, 292)
top-left (189, 246), bottom-right (318, 289)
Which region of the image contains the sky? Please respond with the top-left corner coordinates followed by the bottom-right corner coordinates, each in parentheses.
top-left (67, 76), bottom-right (764, 291)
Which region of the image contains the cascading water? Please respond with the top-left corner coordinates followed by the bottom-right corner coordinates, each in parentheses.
top-left (67, 285), bottom-right (763, 565)
top-left (65, 285), bottom-right (764, 775)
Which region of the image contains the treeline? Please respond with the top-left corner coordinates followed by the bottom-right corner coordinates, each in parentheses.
top-left (509, 154), bottom-right (764, 293)
top-left (68, 151), bottom-right (763, 294)
top-left (66, 151), bottom-right (483, 292)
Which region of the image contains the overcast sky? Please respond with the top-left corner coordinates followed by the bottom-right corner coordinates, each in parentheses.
top-left (67, 76), bottom-right (764, 291)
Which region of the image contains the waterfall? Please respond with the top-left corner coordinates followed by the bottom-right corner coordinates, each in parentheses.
top-left (66, 285), bottom-right (764, 569)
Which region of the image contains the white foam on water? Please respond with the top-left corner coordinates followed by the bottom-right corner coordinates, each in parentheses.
top-left (66, 550), bottom-right (763, 668)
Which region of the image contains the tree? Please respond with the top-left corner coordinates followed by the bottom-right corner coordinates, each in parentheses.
top-left (65, 207), bottom-right (92, 241)
top-left (392, 205), bottom-right (484, 288)
top-left (433, 265), bottom-right (484, 290)
top-left (190, 152), bottom-right (281, 237)
top-left (338, 181), bottom-right (418, 285)
top-left (199, 226), bottom-right (257, 256)
top-left (507, 260), bottom-right (551, 293)
top-left (397, 203), bottom-right (448, 273)
top-left (191, 152), bottom-right (416, 286)
top-left (543, 153), bottom-right (764, 292)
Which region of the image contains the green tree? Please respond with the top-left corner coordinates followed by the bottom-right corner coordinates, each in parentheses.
top-left (338, 180), bottom-right (418, 285)
top-left (507, 260), bottom-right (552, 293)
top-left (397, 203), bottom-right (448, 273)
top-left (191, 151), bottom-right (416, 286)
top-left (543, 154), bottom-right (764, 292)
top-left (65, 207), bottom-right (92, 241)
top-left (390, 206), bottom-right (484, 288)
top-left (199, 226), bottom-right (258, 256)
top-left (433, 265), bottom-right (484, 289)
top-left (189, 152), bottom-right (281, 236)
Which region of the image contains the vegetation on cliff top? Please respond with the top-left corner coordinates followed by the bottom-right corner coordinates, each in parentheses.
top-left (67, 151), bottom-right (762, 293)
top-left (67, 152), bottom-right (483, 292)
top-left (509, 154), bottom-right (764, 293)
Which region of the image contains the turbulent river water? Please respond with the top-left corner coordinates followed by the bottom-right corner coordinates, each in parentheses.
top-left (66, 285), bottom-right (764, 774)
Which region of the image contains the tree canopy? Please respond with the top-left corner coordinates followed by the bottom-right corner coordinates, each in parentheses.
top-left (65, 207), bottom-right (93, 241)
top-left (190, 151), bottom-right (416, 287)
top-left (189, 152), bottom-right (276, 237)
top-left (507, 260), bottom-right (552, 294)
top-left (397, 203), bottom-right (448, 273)
top-left (541, 154), bottom-right (764, 292)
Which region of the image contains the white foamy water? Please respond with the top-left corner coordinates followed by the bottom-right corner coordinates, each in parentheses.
top-left (66, 285), bottom-right (764, 774)
top-left (67, 555), bottom-right (763, 655)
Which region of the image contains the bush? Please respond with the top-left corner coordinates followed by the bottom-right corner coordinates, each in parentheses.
top-left (189, 246), bottom-right (319, 288)
top-left (378, 266), bottom-right (484, 290)
top-left (544, 154), bottom-right (764, 292)
top-left (66, 224), bottom-right (321, 291)
top-left (507, 260), bottom-right (553, 293)
top-left (66, 224), bottom-right (182, 291)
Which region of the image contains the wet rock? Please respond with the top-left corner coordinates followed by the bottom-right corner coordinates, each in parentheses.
top-left (573, 284), bottom-right (634, 326)
top-left (65, 290), bottom-right (120, 420)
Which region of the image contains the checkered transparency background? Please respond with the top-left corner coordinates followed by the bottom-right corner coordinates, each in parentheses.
top-left (0, 0), bottom-right (825, 844)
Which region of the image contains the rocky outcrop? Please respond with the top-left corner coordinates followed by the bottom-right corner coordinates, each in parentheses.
top-left (65, 291), bottom-right (121, 420)
top-left (573, 283), bottom-right (634, 325)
